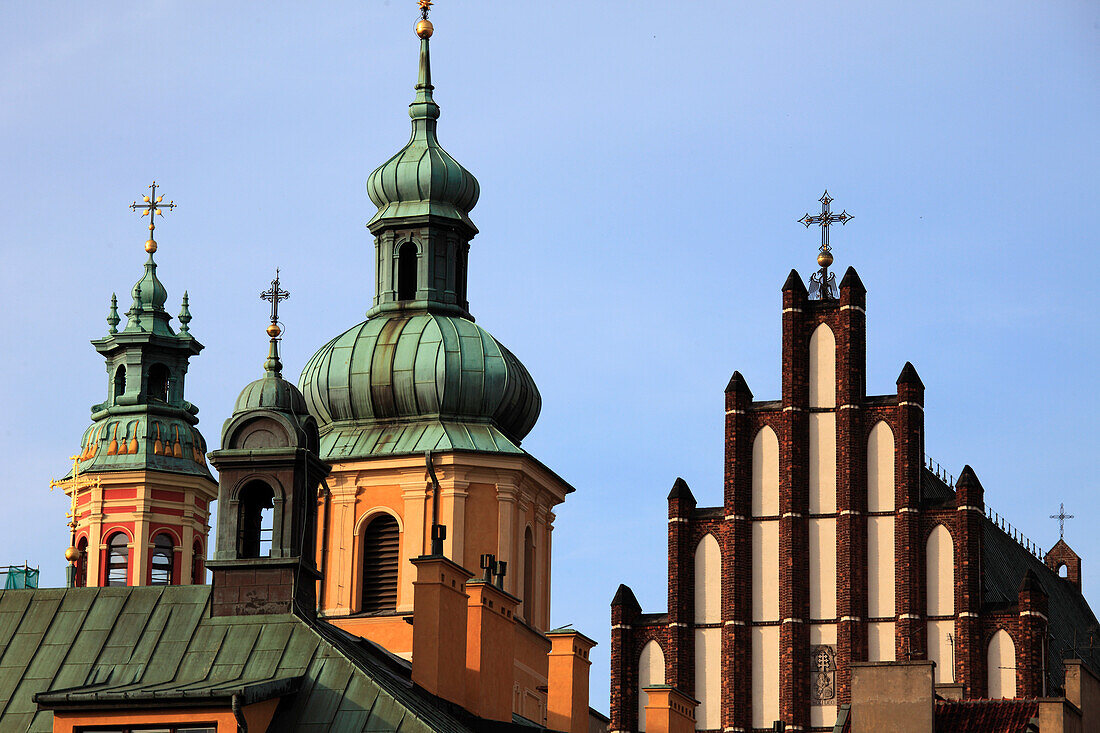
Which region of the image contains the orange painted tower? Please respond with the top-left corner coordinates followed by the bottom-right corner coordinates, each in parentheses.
top-left (294, 8), bottom-right (582, 726)
top-left (57, 183), bottom-right (217, 588)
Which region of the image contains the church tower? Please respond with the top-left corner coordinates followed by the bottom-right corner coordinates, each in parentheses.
top-left (296, 10), bottom-right (574, 723)
top-left (207, 280), bottom-right (330, 616)
top-left (61, 184), bottom-right (217, 589)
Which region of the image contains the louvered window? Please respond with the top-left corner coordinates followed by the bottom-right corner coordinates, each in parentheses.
top-left (361, 515), bottom-right (400, 612)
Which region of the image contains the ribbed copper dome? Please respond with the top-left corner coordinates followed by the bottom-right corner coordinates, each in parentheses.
top-left (298, 313), bottom-right (540, 447)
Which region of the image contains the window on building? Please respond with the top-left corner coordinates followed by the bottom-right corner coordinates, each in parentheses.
top-left (74, 721), bottom-right (216, 726)
top-left (106, 532), bottom-right (129, 586)
top-left (455, 245), bottom-right (467, 303)
top-left (237, 481), bottom-right (275, 559)
top-left (361, 514), bottom-right (399, 612)
top-left (75, 537), bottom-right (88, 588)
top-left (397, 242), bottom-right (417, 300)
top-left (150, 533), bottom-right (174, 585)
top-left (148, 363), bottom-right (170, 403)
top-left (523, 526), bottom-right (535, 623)
top-left (113, 365), bottom-right (126, 403)
top-left (192, 539), bottom-right (204, 584)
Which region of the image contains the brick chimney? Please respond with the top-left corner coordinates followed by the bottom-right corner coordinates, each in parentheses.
top-left (547, 629), bottom-right (597, 733)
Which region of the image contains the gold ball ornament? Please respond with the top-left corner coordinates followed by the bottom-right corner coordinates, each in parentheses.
top-left (65, 546), bottom-right (80, 562)
top-left (416, 18), bottom-right (434, 38)
top-left (145, 239), bottom-right (158, 253)
top-left (267, 323), bottom-right (282, 338)
top-left (817, 251), bottom-right (833, 268)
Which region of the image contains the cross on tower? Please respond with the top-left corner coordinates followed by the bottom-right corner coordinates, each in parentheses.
top-left (419, 0), bottom-right (433, 19)
top-left (260, 269), bottom-right (290, 329)
top-left (798, 190), bottom-right (853, 300)
top-left (1051, 502), bottom-right (1075, 540)
top-left (50, 455), bottom-right (101, 539)
top-left (130, 181), bottom-right (176, 253)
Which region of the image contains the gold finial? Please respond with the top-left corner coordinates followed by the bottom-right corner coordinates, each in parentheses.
top-left (416, 0), bottom-right (434, 37)
top-left (130, 181), bottom-right (176, 253)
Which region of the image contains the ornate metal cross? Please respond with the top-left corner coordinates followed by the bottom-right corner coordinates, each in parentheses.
top-left (1051, 503), bottom-right (1075, 540)
top-left (419, 0), bottom-right (433, 19)
top-left (260, 269), bottom-right (290, 327)
top-left (50, 455), bottom-right (101, 535)
top-left (130, 181), bottom-right (176, 245)
top-left (798, 190), bottom-right (853, 300)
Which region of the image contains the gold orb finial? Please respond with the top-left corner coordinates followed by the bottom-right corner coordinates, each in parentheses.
top-left (65, 546), bottom-right (80, 562)
top-left (267, 322), bottom-right (282, 338)
top-left (817, 250), bottom-right (833, 268)
top-left (145, 239), bottom-right (158, 253)
top-left (416, 18), bottom-right (434, 38)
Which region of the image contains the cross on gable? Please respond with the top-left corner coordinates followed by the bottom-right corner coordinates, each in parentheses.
top-left (1051, 502), bottom-right (1075, 540)
top-left (798, 190), bottom-right (853, 300)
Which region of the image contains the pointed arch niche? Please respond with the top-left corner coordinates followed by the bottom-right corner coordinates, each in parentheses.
top-left (926, 524), bottom-right (955, 683)
top-left (809, 323), bottom-right (836, 408)
top-left (694, 534), bottom-right (721, 729)
top-left (637, 640), bottom-right (665, 732)
top-left (987, 629), bottom-right (1017, 699)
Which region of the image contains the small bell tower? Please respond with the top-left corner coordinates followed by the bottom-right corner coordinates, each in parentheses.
top-left (207, 272), bottom-right (330, 616)
top-left (60, 183), bottom-right (217, 588)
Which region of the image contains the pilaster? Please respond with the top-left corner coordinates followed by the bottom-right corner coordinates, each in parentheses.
top-left (895, 363), bottom-right (925, 662)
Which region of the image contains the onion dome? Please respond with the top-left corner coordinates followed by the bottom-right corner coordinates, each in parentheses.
top-left (365, 30), bottom-right (479, 234)
top-left (299, 313), bottom-right (540, 459)
top-left (299, 17), bottom-right (539, 461)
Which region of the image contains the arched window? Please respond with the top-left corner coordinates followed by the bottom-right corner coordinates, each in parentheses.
top-left (148, 364), bottom-right (170, 403)
top-left (397, 242), bottom-right (417, 301)
top-left (637, 640), bottom-right (666, 731)
top-left (192, 540), bottom-right (204, 584)
top-left (523, 527), bottom-right (536, 623)
top-left (113, 365), bottom-right (126, 403)
top-left (150, 533), bottom-right (174, 585)
top-left (361, 514), bottom-right (399, 612)
top-left (75, 537), bottom-right (88, 588)
top-left (237, 481), bottom-right (275, 559)
top-left (106, 532), bottom-right (129, 586)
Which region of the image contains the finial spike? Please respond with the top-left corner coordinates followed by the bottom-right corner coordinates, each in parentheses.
top-left (107, 294), bottom-right (120, 334)
top-left (178, 291), bottom-right (192, 335)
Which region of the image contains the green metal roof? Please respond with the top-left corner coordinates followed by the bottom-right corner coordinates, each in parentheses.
top-left (366, 36), bottom-right (479, 234)
top-left (0, 585), bottom-right (543, 733)
top-left (299, 313), bottom-right (540, 461)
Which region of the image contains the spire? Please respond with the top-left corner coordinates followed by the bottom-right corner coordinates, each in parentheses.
top-left (260, 269), bottom-right (289, 378)
top-left (122, 182), bottom-right (175, 335)
top-left (364, 5), bottom-right (481, 319)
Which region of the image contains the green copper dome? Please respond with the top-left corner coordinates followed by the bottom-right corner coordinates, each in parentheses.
top-left (298, 22), bottom-right (539, 461)
top-left (365, 36), bottom-right (479, 233)
top-left (233, 336), bottom-right (309, 416)
top-left (299, 313), bottom-right (540, 455)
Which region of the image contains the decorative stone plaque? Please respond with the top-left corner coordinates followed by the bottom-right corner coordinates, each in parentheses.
top-left (810, 644), bottom-right (837, 705)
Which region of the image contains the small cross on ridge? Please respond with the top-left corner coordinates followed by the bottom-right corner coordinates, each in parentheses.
top-left (1051, 502), bottom-right (1075, 540)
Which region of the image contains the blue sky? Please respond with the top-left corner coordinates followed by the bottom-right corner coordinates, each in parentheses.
top-left (1, 1), bottom-right (1097, 709)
